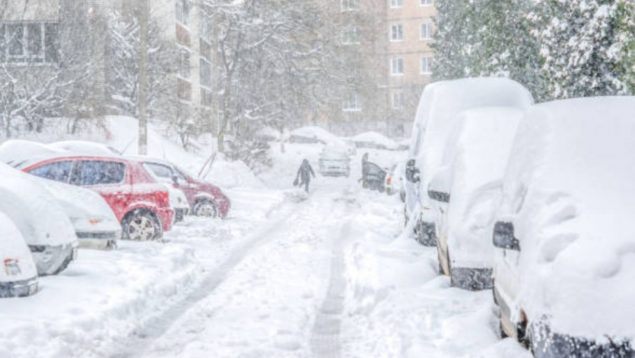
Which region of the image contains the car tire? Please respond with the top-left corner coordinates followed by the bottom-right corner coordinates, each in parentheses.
top-left (193, 200), bottom-right (218, 218)
top-left (122, 210), bottom-right (162, 241)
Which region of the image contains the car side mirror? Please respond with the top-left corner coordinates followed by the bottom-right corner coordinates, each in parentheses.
top-left (427, 168), bottom-right (451, 203)
top-left (493, 221), bottom-right (520, 251)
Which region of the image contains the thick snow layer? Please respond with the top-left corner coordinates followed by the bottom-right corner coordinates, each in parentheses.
top-left (48, 140), bottom-right (120, 156)
top-left (445, 108), bottom-right (522, 268)
top-left (290, 126), bottom-right (347, 146)
top-left (411, 78), bottom-right (533, 223)
top-left (497, 96), bottom-right (635, 341)
top-left (351, 131), bottom-right (399, 150)
top-left (0, 139), bottom-right (63, 166)
top-left (0, 163), bottom-right (77, 247)
top-left (0, 212), bottom-right (38, 283)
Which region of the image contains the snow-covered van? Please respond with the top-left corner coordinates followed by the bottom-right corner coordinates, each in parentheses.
top-left (318, 145), bottom-right (350, 177)
top-left (404, 77), bottom-right (533, 246)
top-left (427, 107), bottom-right (522, 290)
top-left (0, 163), bottom-right (78, 275)
top-left (0, 212), bottom-right (38, 298)
top-left (492, 97), bottom-right (635, 356)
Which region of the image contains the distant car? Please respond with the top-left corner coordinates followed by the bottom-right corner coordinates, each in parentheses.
top-left (318, 146), bottom-right (350, 177)
top-left (351, 132), bottom-right (398, 150)
top-left (385, 162), bottom-right (405, 198)
top-left (34, 177), bottom-right (121, 249)
top-left (492, 97), bottom-right (635, 357)
top-left (19, 156), bottom-right (174, 241)
top-left (362, 161), bottom-right (387, 192)
top-left (288, 126), bottom-right (347, 147)
top-left (428, 107), bottom-right (522, 290)
top-left (0, 212), bottom-right (39, 298)
top-left (133, 157), bottom-right (231, 219)
top-left (405, 77), bottom-right (534, 247)
top-left (0, 163), bottom-right (78, 275)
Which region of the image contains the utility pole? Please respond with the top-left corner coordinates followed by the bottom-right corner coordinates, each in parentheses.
top-left (137, 0), bottom-right (149, 155)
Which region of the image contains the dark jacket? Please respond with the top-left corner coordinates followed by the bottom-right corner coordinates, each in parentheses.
top-left (296, 159), bottom-right (315, 184)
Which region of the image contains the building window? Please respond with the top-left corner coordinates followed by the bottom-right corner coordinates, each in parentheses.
top-left (176, 0), bottom-right (190, 26)
top-left (342, 93), bottom-right (362, 112)
top-left (420, 0), bottom-right (433, 5)
top-left (199, 58), bottom-right (212, 88)
top-left (390, 24), bottom-right (403, 42)
top-left (391, 57), bottom-right (404, 76)
top-left (341, 26), bottom-right (360, 45)
top-left (420, 22), bottom-right (432, 40)
top-left (341, 0), bottom-right (359, 11)
top-left (390, 0), bottom-right (403, 8)
top-left (421, 56), bottom-right (432, 74)
top-left (201, 88), bottom-right (213, 107)
top-left (0, 23), bottom-right (59, 64)
top-left (391, 90), bottom-right (405, 109)
top-left (178, 48), bottom-right (191, 79)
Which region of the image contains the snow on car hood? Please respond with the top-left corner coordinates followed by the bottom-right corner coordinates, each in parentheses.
top-left (499, 97), bottom-right (635, 341)
top-left (416, 78), bottom-right (533, 214)
top-left (0, 163), bottom-right (77, 247)
top-left (0, 212), bottom-right (38, 282)
top-left (446, 108), bottom-right (522, 267)
top-left (33, 177), bottom-right (120, 234)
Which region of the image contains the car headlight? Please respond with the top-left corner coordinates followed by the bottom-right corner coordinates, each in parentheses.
top-left (4, 258), bottom-right (22, 276)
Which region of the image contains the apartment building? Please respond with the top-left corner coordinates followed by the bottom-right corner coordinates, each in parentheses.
top-left (326, 0), bottom-right (436, 137)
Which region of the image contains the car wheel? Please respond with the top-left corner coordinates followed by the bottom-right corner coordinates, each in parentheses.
top-left (123, 211), bottom-right (162, 241)
top-left (194, 200), bottom-right (218, 218)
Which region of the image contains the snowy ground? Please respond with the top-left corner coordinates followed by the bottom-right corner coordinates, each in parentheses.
top-left (0, 140), bottom-right (530, 358)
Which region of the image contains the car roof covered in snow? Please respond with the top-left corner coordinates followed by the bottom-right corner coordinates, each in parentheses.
top-left (0, 139), bottom-right (65, 166)
top-left (499, 96), bottom-right (635, 340)
top-left (0, 163), bottom-right (77, 246)
top-left (417, 77), bottom-right (533, 207)
top-left (49, 140), bottom-right (121, 156)
top-left (290, 126), bottom-right (346, 146)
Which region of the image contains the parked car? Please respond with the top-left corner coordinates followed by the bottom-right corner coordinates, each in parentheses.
top-left (0, 212), bottom-right (39, 298)
top-left (0, 139), bottom-right (63, 168)
top-left (385, 161), bottom-right (405, 198)
top-left (18, 156), bottom-right (174, 241)
top-left (49, 140), bottom-right (121, 156)
top-left (35, 177), bottom-right (121, 249)
top-left (133, 157), bottom-right (231, 218)
top-left (318, 145), bottom-right (350, 177)
top-left (492, 97), bottom-right (635, 357)
top-left (427, 107), bottom-right (522, 290)
top-left (351, 131), bottom-right (399, 150)
top-left (0, 163), bottom-right (78, 275)
top-left (361, 161), bottom-right (387, 192)
top-left (405, 77), bottom-right (533, 246)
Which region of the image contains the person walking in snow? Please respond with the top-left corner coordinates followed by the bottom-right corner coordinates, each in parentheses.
top-left (294, 159), bottom-right (315, 192)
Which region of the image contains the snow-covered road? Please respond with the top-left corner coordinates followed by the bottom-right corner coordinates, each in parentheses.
top-left (1, 166), bottom-right (529, 358)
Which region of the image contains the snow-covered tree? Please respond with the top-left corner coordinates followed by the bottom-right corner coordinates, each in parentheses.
top-left (533, 0), bottom-right (630, 99)
top-left (431, 0), bottom-right (477, 80)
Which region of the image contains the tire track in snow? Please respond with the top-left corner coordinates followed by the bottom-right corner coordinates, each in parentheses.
top-left (310, 193), bottom-right (356, 358)
top-left (111, 195), bottom-right (308, 358)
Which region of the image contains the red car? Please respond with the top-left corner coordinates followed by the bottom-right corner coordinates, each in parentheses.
top-left (19, 156), bottom-right (174, 241)
top-left (132, 157), bottom-right (230, 218)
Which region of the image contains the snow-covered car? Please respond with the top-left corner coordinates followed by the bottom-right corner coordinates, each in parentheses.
top-left (427, 107), bottom-right (522, 290)
top-left (351, 131), bottom-right (398, 150)
top-left (288, 126), bottom-right (347, 147)
top-left (0, 212), bottom-right (39, 298)
top-left (385, 161), bottom-right (405, 198)
top-left (318, 146), bottom-right (350, 177)
top-left (34, 178), bottom-right (121, 249)
top-left (0, 139), bottom-right (64, 167)
top-left (0, 163), bottom-right (78, 275)
top-left (163, 184), bottom-right (190, 223)
top-left (133, 157), bottom-right (231, 218)
top-left (492, 97), bottom-right (635, 356)
top-left (362, 161), bottom-right (387, 192)
top-left (404, 77), bottom-right (533, 246)
top-left (49, 140), bottom-right (121, 156)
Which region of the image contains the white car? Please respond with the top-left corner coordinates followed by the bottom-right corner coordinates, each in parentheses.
top-left (318, 146), bottom-right (350, 177)
top-left (35, 178), bottom-right (121, 249)
top-left (0, 163), bottom-right (78, 275)
top-left (351, 131), bottom-right (399, 150)
top-left (0, 139), bottom-right (63, 167)
top-left (492, 97), bottom-right (635, 356)
top-left (0, 212), bottom-right (39, 298)
top-left (427, 107), bottom-right (522, 290)
top-left (404, 77), bottom-right (533, 246)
